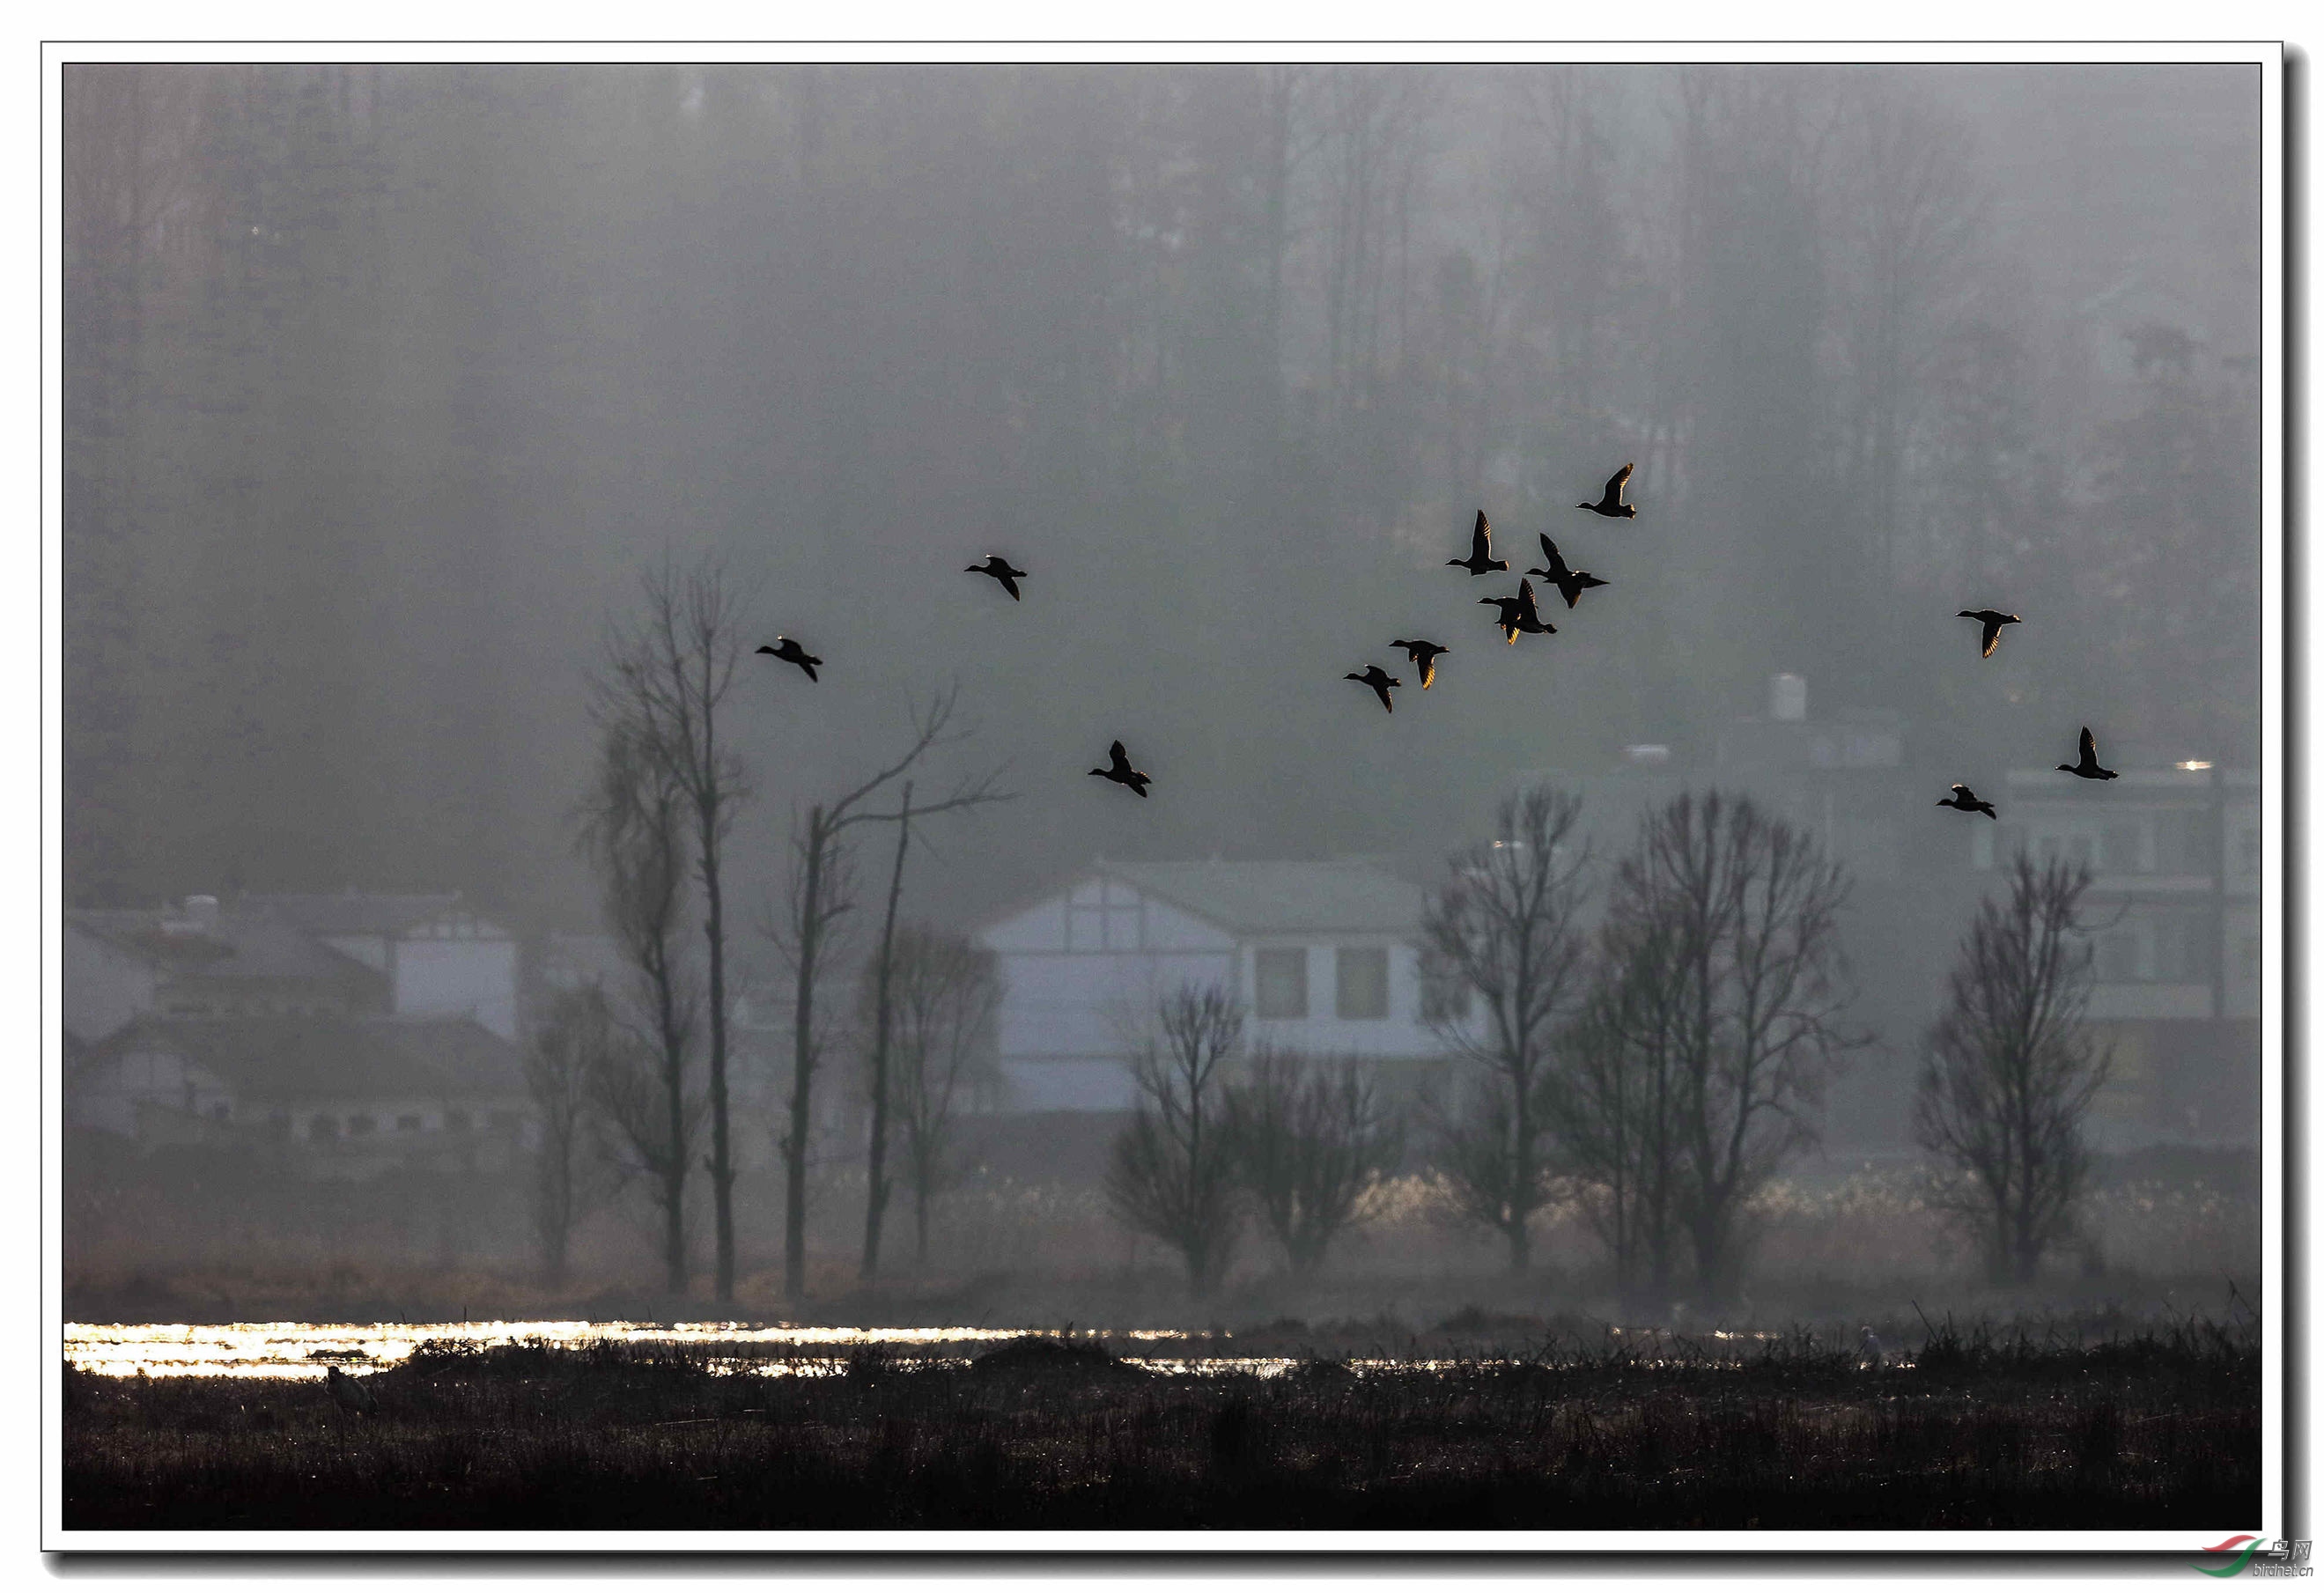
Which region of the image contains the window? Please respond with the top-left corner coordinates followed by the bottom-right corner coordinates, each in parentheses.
top-left (1255, 948), bottom-right (1308, 1020)
top-left (2153, 917), bottom-right (2217, 983)
top-left (1419, 954), bottom-right (1471, 1022)
top-left (397, 1114), bottom-right (423, 1134)
top-left (2096, 933), bottom-right (2142, 984)
top-left (348, 1114), bottom-right (376, 1137)
top-left (308, 1114), bottom-right (339, 1141)
top-left (1335, 947), bottom-right (1390, 1021)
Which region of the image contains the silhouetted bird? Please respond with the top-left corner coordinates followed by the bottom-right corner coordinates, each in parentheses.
top-left (1391, 638), bottom-right (1450, 690)
top-left (1526, 535), bottom-right (1608, 608)
top-left (2059, 726), bottom-right (2120, 781)
top-left (756, 637), bottom-right (822, 682)
top-left (1959, 608), bottom-right (2021, 659)
top-left (1938, 783), bottom-right (1997, 819)
top-left (1480, 579), bottom-right (1557, 644)
top-left (1859, 1327), bottom-right (1884, 1371)
top-left (966, 555), bottom-right (1028, 601)
top-left (1448, 511), bottom-right (1509, 575)
top-left (324, 1365), bottom-right (379, 1418)
top-left (1577, 462), bottom-right (1637, 519)
top-left (1346, 664), bottom-right (1401, 714)
top-left (1089, 740), bottom-right (1151, 798)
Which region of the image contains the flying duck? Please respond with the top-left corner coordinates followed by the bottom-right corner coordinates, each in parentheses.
top-left (1526, 535), bottom-right (1608, 608)
top-left (1448, 511), bottom-right (1509, 576)
top-left (1346, 664), bottom-right (1401, 714)
top-left (1577, 462), bottom-right (1637, 519)
top-left (1480, 578), bottom-right (1557, 644)
top-left (1937, 783), bottom-right (1997, 819)
top-left (966, 555), bottom-right (1029, 601)
top-left (1089, 740), bottom-right (1151, 798)
top-left (1958, 608), bottom-right (2021, 659)
top-left (1390, 638), bottom-right (1450, 690)
top-left (2058, 726), bottom-right (2119, 781)
top-left (756, 636), bottom-right (822, 682)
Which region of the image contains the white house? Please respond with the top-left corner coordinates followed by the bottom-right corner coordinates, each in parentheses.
top-left (247, 892), bottom-right (522, 1041)
top-left (974, 859), bottom-right (1462, 1111)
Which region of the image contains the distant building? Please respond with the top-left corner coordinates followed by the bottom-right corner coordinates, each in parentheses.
top-left (1979, 763), bottom-right (2261, 1142)
top-left (975, 859), bottom-right (1462, 1112)
top-left (1547, 676), bottom-right (2261, 1149)
top-left (64, 890), bottom-right (522, 1046)
top-left (65, 1013), bottom-right (533, 1180)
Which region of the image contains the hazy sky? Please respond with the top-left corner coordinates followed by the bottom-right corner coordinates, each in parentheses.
top-left (62, 61), bottom-right (2261, 963)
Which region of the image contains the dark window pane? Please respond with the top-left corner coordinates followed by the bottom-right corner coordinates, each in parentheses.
top-left (1255, 948), bottom-right (1308, 1020)
top-left (1336, 947), bottom-right (1389, 1020)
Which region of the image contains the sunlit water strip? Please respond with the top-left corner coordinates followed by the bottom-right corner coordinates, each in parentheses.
top-left (63, 1321), bottom-right (1234, 1380)
top-left (63, 1321), bottom-right (1806, 1381)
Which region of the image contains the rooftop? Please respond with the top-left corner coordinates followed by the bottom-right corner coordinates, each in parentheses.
top-left (83, 1014), bottom-right (524, 1103)
top-left (1091, 858), bottom-right (1427, 937)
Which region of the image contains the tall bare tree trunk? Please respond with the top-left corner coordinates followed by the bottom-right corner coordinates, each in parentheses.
top-left (860, 783), bottom-right (913, 1281)
top-left (785, 803), bottom-right (826, 1302)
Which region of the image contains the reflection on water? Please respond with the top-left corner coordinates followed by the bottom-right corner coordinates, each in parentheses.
top-left (63, 1320), bottom-right (1800, 1381)
top-left (64, 1321), bottom-right (1244, 1380)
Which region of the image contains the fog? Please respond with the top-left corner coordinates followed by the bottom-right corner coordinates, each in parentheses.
top-left (62, 63), bottom-right (2263, 1322)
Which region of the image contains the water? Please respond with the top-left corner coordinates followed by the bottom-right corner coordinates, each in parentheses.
top-left (63, 1321), bottom-right (1292, 1380)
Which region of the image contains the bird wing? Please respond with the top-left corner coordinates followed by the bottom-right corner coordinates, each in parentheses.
top-left (1951, 784), bottom-right (1972, 797)
top-left (1000, 573), bottom-right (1022, 600)
top-left (1606, 462), bottom-right (1633, 501)
top-left (1417, 654), bottom-right (1435, 690)
top-left (1538, 534), bottom-right (1568, 579)
top-left (1373, 680), bottom-right (1394, 712)
top-left (1981, 619), bottom-right (2003, 657)
top-left (1471, 510), bottom-right (1493, 561)
top-left (1109, 741), bottom-right (1128, 769)
top-left (2080, 726), bottom-right (2097, 764)
top-left (1517, 579), bottom-right (1542, 625)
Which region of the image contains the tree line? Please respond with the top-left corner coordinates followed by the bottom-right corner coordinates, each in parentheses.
top-left (1104, 785), bottom-right (2114, 1307)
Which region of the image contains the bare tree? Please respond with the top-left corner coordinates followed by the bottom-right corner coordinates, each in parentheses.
top-left (1420, 785), bottom-right (1592, 1272)
top-left (1915, 854), bottom-right (2112, 1285)
top-left (600, 553), bottom-right (756, 1304)
top-left (764, 688), bottom-right (1009, 1302)
top-left (588, 1018), bottom-right (707, 1285)
top-left (1612, 791), bottom-right (1863, 1303)
top-left (1546, 919), bottom-right (1688, 1309)
top-left (1224, 1047), bottom-right (1401, 1278)
top-left (522, 981), bottom-right (619, 1288)
top-left (881, 923), bottom-right (1005, 1267)
top-left (574, 710), bottom-right (697, 1295)
top-left (1105, 983), bottom-right (1246, 1296)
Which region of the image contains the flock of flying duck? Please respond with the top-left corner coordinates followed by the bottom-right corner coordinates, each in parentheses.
top-left (754, 461), bottom-right (2118, 817)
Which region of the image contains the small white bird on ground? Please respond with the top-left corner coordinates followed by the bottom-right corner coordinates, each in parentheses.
top-left (325, 1364), bottom-right (380, 1417)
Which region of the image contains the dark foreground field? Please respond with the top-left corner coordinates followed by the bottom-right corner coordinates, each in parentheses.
top-left (63, 1322), bottom-right (2258, 1530)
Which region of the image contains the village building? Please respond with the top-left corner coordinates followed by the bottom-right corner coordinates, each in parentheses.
top-left (974, 858), bottom-right (1462, 1112)
top-left (66, 1013), bottom-right (532, 1179)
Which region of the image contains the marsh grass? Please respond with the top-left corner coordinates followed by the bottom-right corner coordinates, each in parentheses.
top-left (63, 1316), bottom-right (2256, 1530)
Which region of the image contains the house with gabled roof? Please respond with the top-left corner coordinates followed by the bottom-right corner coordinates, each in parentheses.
top-left (66, 1013), bottom-right (533, 1179)
top-left (973, 858), bottom-right (1466, 1111)
top-left (65, 889), bottom-right (522, 1047)
top-left (245, 891), bottom-right (520, 1041)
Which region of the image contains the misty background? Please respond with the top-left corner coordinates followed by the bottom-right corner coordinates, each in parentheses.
top-left (63, 63), bottom-right (2260, 927)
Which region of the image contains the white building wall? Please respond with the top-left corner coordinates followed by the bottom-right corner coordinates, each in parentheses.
top-left (394, 938), bottom-right (520, 1040)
